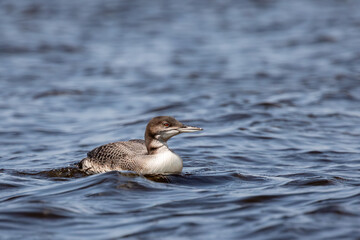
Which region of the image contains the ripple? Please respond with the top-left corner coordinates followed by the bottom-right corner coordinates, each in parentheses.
top-left (216, 113), bottom-right (252, 121)
top-left (283, 178), bottom-right (336, 187)
top-left (0, 205), bottom-right (75, 219)
top-left (237, 194), bottom-right (282, 204)
top-left (144, 102), bottom-right (185, 113)
top-left (150, 172), bottom-right (236, 187)
top-left (33, 89), bottom-right (83, 99)
top-left (306, 205), bottom-right (357, 216)
top-left (15, 167), bottom-right (88, 180)
top-left (231, 173), bottom-right (269, 182)
top-left (253, 102), bottom-right (282, 108)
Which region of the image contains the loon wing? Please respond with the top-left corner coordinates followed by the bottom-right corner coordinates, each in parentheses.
top-left (79, 139), bottom-right (147, 173)
top-left (87, 139), bottom-right (147, 160)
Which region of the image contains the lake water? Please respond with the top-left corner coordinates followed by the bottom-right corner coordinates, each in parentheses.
top-left (1, 0), bottom-right (360, 239)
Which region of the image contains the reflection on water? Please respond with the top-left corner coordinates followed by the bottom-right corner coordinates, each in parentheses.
top-left (1, 0), bottom-right (360, 239)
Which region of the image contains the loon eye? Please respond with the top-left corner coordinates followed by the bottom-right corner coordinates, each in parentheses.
top-left (163, 122), bottom-right (170, 127)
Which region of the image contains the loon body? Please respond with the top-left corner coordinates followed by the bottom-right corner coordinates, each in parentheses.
top-left (78, 116), bottom-right (202, 175)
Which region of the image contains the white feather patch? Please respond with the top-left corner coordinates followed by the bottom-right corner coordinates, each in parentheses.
top-left (144, 151), bottom-right (183, 174)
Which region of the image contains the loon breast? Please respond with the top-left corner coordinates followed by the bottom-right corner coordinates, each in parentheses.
top-left (142, 150), bottom-right (183, 174)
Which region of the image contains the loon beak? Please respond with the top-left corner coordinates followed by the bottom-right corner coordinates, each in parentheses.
top-left (178, 125), bottom-right (203, 133)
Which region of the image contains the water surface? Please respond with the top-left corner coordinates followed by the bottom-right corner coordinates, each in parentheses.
top-left (1, 0), bottom-right (360, 239)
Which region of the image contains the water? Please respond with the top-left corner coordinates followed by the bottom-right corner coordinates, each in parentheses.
top-left (1, 0), bottom-right (360, 239)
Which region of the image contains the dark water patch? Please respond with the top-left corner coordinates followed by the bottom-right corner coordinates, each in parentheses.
top-left (312, 34), bottom-right (337, 44)
top-left (0, 205), bottom-right (74, 220)
top-left (227, 155), bottom-right (254, 163)
top-left (120, 119), bottom-right (147, 127)
top-left (253, 102), bottom-right (282, 109)
top-left (0, 45), bottom-right (31, 54)
top-left (242, 134), bottom-right (276, 140)
top-left (305, 150), bottom-right (323, 155)
top-left (284, 150), bottom-right (359, 164)
top-left (307, 112), bottom-right (351, 119)
top-left (33, 89), bottom-right (83, 99)
top-left (320, 91), bottom-right (357, 102)
top-left (283, 178), bottom-right (337, 188)
top-left (31, 128), bottom-right (69, 135)
top-left (0, 182), bottom-right (24, 189)
top-left (144, 102), bottom-right (185, 114)
top-left (277, 147), bottom-right (301, 152)
top-left (113, 179), bottom-right (167, 192)
top-left (237, 194), bottom-right (282, 204)
top-left (155, 193), bottom-right (228, 210)
top-left (216, 113), bottom-right (252, 122)
top-left (312, 192), bottom-right (360, 206)
top-left (0, 130), bottom-right (23, 137)
top-left (1, 192), bottom-right (32, 203)
top-left (21, 3), bottom-right (42, 16)
top-left (148, 172), bottom-right (236, 187)
top-left (37, 43), bottom-right (83, 54)
top-left (302, 150), bottom-right (358, 157)
top-left (0, 43), bottom-right (83, 55)
top-left (249, 118), bottom-right (312, 128)
top-left (196, 144), bottom-right (224, 149)
top-left (306, 205), bottom-right (357, 217)
top-left (121, 225), bottom-right (180, 239)
top-left (15, 167), bottom-right (88, 180)
top-left (219, 100), bottom-right (243, 108)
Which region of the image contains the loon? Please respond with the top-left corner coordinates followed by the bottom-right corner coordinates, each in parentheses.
top-left (78, 116), bottom-right (203, 175)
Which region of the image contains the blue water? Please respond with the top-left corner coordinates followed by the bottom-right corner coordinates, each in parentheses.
top-left (1, 0), bottom-right (360, 239)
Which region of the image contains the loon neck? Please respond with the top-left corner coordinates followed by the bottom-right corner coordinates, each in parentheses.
top-left (145, 134), bottom-right (169, 155)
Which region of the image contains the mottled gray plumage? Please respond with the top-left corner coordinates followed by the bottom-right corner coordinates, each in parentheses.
top-left (81, 140), bottom-right (146, 173)
top-left (78, 116), bottom-right (202, 175)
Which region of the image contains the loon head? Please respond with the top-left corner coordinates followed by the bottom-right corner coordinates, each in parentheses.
top-left (145, 116), bottom-right (203, 153)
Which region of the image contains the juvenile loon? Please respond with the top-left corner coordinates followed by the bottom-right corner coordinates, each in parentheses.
top-left (78, 116), bottom-right (203, 175)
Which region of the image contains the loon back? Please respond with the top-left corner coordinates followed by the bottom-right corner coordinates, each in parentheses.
top-left (79, 140), bottom-right (147, 174)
